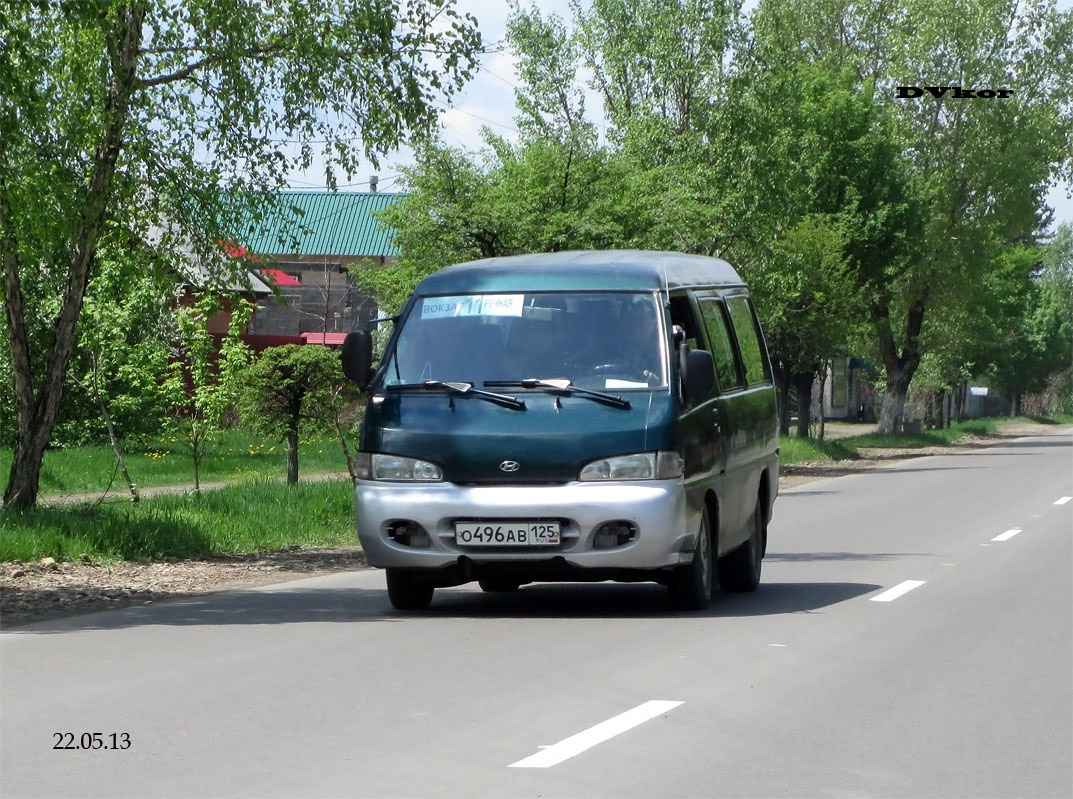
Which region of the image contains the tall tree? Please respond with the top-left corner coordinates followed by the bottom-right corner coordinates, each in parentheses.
top-left (750, 0), bottom-right (1072, 431)
top-left (0, 0), bottom-right (481, 509)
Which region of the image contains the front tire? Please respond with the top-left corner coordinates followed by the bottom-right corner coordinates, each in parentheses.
top-left (386, 569), bottom-right (434, 610)
top-left (718, 495), bottom-right (764, 592)
top-left (668, 507), bottom-right (713, 610)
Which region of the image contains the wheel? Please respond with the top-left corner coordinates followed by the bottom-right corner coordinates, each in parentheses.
top-left (718, 495), bottom-right (764, 592)
top-left (478, 577), bottom-right (520, 593)
top-left (385, 569), bottom-right (434, 609)
top-left (668, 507), bottom-right (713, 610)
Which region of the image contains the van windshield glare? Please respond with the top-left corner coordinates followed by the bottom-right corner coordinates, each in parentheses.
top-left (379, 292), bottom-right (667, 391)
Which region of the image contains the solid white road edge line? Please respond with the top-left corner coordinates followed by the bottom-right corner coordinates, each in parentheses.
top-left (991, 528), bottom-right (1023, 542)
top-left (508, 700), bottom-right (684, 768)
top-left (869, 580), bottom-right (926, 602)
top-left (1055, 496), bottom-right (1072, 506)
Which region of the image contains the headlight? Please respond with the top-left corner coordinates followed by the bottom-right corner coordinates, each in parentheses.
top-left (356, 453), bottom-right (444, 482)
top-left (578, 451), bottom-right (683, 481)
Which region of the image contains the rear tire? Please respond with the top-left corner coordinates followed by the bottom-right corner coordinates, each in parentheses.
top-left (718, 495), bottom-right (764, 592)
top-left (668, 507), bottom-right (713, 610)
top-left (478, 577), bottom-right (520, 593)
top-left (386, 569), bottom-right (434, 610)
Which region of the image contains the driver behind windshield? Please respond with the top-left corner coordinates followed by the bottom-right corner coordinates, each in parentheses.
top-left (565, 298), bottom-right (661, 388)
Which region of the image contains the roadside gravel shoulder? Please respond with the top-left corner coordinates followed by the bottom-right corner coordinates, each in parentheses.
top-left (1, 547), bottom-right (365, 629)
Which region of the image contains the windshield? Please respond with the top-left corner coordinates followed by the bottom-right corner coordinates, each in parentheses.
top-left (378, 292), bottom-right (667, 391)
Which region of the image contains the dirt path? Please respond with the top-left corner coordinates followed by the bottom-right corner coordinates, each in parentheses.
top-left (38, 470), bottom-right (353, 507)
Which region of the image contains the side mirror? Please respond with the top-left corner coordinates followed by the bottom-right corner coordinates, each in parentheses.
top-left (341, 330), bottom-right (373, 388)
top-left (684, 348), bottom-right (715, 403)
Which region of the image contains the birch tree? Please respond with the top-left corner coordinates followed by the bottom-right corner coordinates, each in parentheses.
top-left (0, 0), bottom-right (481, 508)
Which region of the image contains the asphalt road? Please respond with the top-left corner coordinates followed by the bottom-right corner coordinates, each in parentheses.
top-left (2, 431), bottom-right (1071, 798)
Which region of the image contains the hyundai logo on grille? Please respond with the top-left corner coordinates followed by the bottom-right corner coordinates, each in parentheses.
top-left (499, 460), bottom-right (520, 473)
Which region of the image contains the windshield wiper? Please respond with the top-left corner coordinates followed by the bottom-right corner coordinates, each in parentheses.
top-left (384, 380), bottom-right (526, 410)
top-left (485, 378), bottom-right (631, 410)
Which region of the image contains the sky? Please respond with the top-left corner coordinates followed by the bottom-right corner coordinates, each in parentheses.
top-left (286, 0), bottom-right (1072, 228)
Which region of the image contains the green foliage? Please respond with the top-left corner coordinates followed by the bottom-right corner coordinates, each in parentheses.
top-left (356, 136), bottom-right (639, 313)
top-left (747, 215), bottom-right (860, 377)
top-left (238, 344), bottom-right (348, 482)
top-left (163, 296), bottom-right (253, 490)
top-left (0, 480), bottom-right (355, 563)
top-left (357, 0), bottom-right (1070, 436)
top-left (70, 253), bottom-right (177, 441)
top-left (742, 0), bottom-right (1071, 431)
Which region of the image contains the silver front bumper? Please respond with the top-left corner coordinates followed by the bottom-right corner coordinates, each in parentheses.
top-left (355, 478), bottom-right (691, 571)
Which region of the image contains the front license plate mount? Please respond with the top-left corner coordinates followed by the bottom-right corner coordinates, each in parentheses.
top-left (454, 521), bottom-right (560, 546)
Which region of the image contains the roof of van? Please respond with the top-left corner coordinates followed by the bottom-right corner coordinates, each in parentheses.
top-left (413, 250), bottom-right (743, 295)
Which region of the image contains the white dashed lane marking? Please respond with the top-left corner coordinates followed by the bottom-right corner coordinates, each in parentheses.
top-left (509, 700), bottom-right (684, 768)
top-left (869, 580), bottom-right (926, 602)
top-left (991, 528), bottom-right (1023, 542)
top-left (1054, 496), bottom-right (1072, 506)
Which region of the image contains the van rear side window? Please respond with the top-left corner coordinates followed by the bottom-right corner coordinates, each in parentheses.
top-left (726, 297), bottom-right (769, 385)
top-left (698, 300), bottom-right (742, 392)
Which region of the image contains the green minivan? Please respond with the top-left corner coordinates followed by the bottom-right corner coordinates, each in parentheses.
top-left (341, 250), bottom-right (779, 610)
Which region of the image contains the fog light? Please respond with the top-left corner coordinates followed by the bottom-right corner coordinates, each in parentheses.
top-left (387, 522), bottom-right (430, 548)
top-left (593, 522), bottom-right (637, 548)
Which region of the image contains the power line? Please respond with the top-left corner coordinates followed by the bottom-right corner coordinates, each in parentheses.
top-left (434, 101), bottom-right (522, 134)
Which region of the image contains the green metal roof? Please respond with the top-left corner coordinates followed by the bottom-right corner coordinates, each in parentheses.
top-left (236, 191), bottom-right (402, 258)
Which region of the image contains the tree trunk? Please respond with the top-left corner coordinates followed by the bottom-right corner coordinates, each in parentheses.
top-left (191, 428), bottom-right (202, 493)
top-left (816, 364), bottom-right (827, 442)
top-left (333, 416), bottom-right (356, 481)
top-left (955, 381), bottom-right (965, 423)
top-left (90, 354), bottom-right (139, 502)
top-left (287, 428), bottom-right (300, 484)
top-left (1, 5), bottom-right (145, 510)
top-left (872, 297), bottom-right (926, 435)
top-left (793, 371), bottom-right (814, 438)
top-left (3, 437), bottom-right (48, 512)
top-left (1010, 392), bottom-right (1020, 417)
top-left (877, 364), bottom-right (915, 434)
top-left (773, 361), bottom-right (791, 436)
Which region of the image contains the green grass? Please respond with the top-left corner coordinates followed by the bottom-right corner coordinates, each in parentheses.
top-left (780, 416), bottom-right (1038, 466)
top-left (0, 429), bottom-right (348, 497)
top-left (1025, 413), bottom-right (1073, 425)
top-left (779, 436), bottom-right (856, 464)
top-left (845, 417), bottom-right (1005, 448)
top-left (0, 480), bottom-right (356, 563)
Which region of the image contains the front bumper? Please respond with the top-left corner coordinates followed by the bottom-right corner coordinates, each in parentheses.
top-left (355, 478), bottom-right (690, 572)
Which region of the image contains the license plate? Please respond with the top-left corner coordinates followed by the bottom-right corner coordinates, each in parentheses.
top-left (454, 521), bottom-right (560, 546)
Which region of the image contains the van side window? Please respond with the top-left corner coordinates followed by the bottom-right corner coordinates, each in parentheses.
top-left (668, 295), bottom-right (702, 350)
top-left (698, 300), bottom-right (743, 392)
top-left (726, 297), bottom-right (769, 385)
